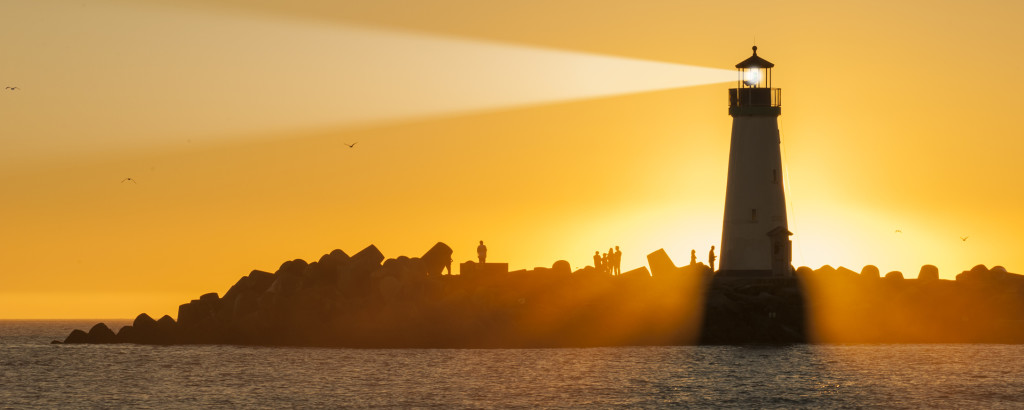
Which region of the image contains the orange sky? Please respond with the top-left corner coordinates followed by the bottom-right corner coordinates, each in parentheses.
top-left (3, 0), bottom-right (1024, 319)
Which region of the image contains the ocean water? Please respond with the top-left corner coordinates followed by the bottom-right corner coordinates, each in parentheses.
top-left (3, 320), bottom-right (1024, 408)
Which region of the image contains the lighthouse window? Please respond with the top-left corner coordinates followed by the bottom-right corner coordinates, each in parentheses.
top-left (751, 209), bottom-right (757, 221)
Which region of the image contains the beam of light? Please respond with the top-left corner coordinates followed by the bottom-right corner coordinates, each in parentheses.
top-left (1, 1), bottom-right (734, 167)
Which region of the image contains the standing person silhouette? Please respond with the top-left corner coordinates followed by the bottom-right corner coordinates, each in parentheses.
top-left (690, 249), bottom-right (697, 266)
top-left (602, 253), bottom-right (610, 274)
top-left (708, 246), bottom-right (716, 272)
top-left (594, 251), bottom-right (602, 272)
top-left (477, 241), bottom-right (487, 264)
top-left (613, 246), bottom-right (622, 275)
top-left (608, 248), bottom-right (616, 275)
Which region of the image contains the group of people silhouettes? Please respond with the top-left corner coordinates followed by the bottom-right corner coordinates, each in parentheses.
top-left (457, 241), bottom-right (716, 276)
top-left (594, 246), bottom-right (622, 275)
top-left (689, 246), bottom-right (716, 271)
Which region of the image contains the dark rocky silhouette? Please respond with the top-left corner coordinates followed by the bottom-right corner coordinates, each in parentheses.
top-left (62, 329), bottom-right (89, 344)
top-left (56, 243), bottom-right (1024, 346)
top-left (802, 263), bottom-right (1024, 343)
top-left (699, 276), bottom-right (807, 344)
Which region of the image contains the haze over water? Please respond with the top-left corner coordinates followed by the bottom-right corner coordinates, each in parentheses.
top-left (4, 321), bottom-right (1024, 408)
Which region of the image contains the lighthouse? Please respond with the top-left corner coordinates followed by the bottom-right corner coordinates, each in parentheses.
top-left (719, 46), bottom-right (792, 277)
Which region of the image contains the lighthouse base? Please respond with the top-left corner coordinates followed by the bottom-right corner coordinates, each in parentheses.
top-left (716, 269), bottom-right (774, 278)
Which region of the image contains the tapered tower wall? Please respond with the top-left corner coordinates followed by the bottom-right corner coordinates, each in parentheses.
top-left (720, 114), bottom-right (787, 273)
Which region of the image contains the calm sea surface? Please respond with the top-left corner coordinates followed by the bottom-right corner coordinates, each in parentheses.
top-left (3, 320), bottom-right (1024, 408)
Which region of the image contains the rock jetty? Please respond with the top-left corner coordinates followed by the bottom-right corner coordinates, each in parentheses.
top-left (58, 243), bottom-right (1024, 347)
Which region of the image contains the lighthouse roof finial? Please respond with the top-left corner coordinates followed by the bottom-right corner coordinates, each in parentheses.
top-left (736, 46), bottom-right (774, 69)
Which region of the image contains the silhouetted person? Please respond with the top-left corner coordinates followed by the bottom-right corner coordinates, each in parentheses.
top-left (602, 253), bottom-right (610, 274)
top-left (708, 246), bottom-right (716, 271)
top-left (607, 248), bottom-right (615, 275)
top-left (477, 241), bottom-right (487, 264)
top-left (445, 258), bottom-right (452, 275)
top-left (594, 251), bottom-right (602, 272)
top-left (613, 246), bottom-right (622, 275)
top-left (690, 249), bottom-right (697, 265)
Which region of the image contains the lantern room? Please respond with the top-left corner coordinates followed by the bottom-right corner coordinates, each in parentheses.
top-left (729, 46), bottom-right (781, 116)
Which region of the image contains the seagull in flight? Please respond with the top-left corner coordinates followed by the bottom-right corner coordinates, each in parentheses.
top-left (121, 177), bottom-right (136, 184)
top-left (960, 236), bottom-right (969, 242)
top-left (4, 86), bottom-right (19, 91)
top-left (895, 229), bottom-right (902, 233)
top-left (344, 142), bottom-right (358, 148)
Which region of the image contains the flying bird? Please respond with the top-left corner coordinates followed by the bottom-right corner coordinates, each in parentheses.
top-left (121, 177), bottom-right (136, 184)
top-left (4, 86), bottom-right (19, 91)
top-left (895, 229), bottom-right (902, 233)
top-left (344, 142), bottom-right (358, 148)
top-left (960, 236), bottom-right (969, 242)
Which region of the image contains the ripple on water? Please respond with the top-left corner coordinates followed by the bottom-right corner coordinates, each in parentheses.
top-left (4, 322), bottom-right (1024, 407)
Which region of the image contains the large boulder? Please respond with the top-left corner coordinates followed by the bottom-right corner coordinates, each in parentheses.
top-left (380, 258), bottom-right (403, 277)
top-left (200, 292), bottom-right (219, 303)
top-left (267, 263), bottom-right (305, 295)
top-left (329, 248), bottom-right (350, 262)
top-left (646, 249), bottom-right (678, 277)
top-left (133, 313), bottom-right (157, 333)
top-left (115, 325), bottom-right (136, 342)
top-left (318, 250), bottom-right (349, 269)
top-left (351, 245), bottom-right (385, 267)
top-left (918, 265), bottom-right (939, 281)
top-left (343, 245), bottom-right (386, 283)
top-left (247, 270), bottom-right (276, 293)
top-left (860, 265), bottom-right (881, 279)
top-left (421, 242), bottom-right (454, 276)
top-left (155, 315), bottom-right (178, 343)
top-left (223, 276), bottom-right (252, 302)
top-left (884, 271), bottom-right (904, 280)
top-left (551, 260), bottom-right (572, 276)
top-left (63, 329), bottom-right (89, 344)
top-left (276, 259), bottom-right (309, 276)
top-left (87, 323), bottom-right (117, 344)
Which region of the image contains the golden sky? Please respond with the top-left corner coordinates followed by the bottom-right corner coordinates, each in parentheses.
top-left (3, 0), bottom-right (1023, 319)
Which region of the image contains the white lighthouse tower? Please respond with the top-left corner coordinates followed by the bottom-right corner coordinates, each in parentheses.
top-left (719, 46), bottom-right (792, 277)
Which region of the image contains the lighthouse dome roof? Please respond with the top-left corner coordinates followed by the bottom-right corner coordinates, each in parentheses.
top-left (736, 46), bottom-right (774, 69)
